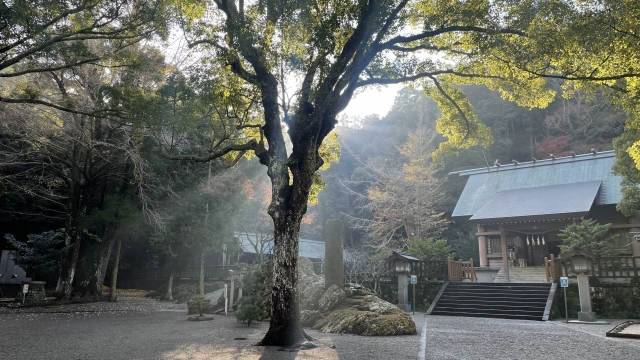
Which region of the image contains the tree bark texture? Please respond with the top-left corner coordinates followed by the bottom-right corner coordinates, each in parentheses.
top-left (73, 235), bottom-right (114, 298)
top-left (109, 237), bottom-right (122, 302)
top-left (59, 233), bottom-right (81, 300)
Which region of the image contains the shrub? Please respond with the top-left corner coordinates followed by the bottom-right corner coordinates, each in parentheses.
top-left (235, 261), bottom-right (272, 322)
top-left (236, 304), bottom-right (263, 326)
top-left (187, 295), bottom-right (212, 316)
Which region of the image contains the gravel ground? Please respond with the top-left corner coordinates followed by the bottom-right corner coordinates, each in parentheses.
top-left (0, 297), bottom-right (423, 360)
top-left (3, 297), bottom-right (636, 360)
top-left (424, 315), bottom-right (640, 360)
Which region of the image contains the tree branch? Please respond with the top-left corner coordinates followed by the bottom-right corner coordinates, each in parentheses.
top-left (161, 140), bottom-right (265, 163)
top-left (382, 26), bottom-right (525, 49)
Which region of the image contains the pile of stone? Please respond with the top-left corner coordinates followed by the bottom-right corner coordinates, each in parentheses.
top-left (298, 257), bottom-right (416, 336)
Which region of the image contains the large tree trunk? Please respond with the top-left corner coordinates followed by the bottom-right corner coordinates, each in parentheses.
top-left (109, 237), bottom-right (122, 302)
top-left (73, 235), bottom-right (113, 299)
top-left (258, 159), bottom-right (315, 346)
top-left (258, 210), bottom-right (308, 346)
top-left (59, 236), bottom-right (81, 300)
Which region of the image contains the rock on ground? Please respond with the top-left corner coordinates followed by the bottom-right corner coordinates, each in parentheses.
top-left (297, 256), bottom-right (416, 336)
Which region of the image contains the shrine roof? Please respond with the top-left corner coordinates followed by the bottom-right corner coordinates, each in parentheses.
top-left (451, 150), bottom-right (622, 218)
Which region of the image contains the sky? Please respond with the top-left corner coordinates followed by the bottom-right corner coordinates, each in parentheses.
top-left (341, 84), bottom-right (404, 119)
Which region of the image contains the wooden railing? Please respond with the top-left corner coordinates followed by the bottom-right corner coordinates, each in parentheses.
top-left (544, 254), bottom-right (558, 282)
top-left (560, 256), bottom-right (640, 278)
top-left (447, 258), bottom-right (477, 281)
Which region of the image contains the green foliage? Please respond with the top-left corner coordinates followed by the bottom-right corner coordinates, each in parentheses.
top-left (4, 231), bottom-right (69, 278)
top-left (557, 219), bottom-right (617, 256)
top-left (407, 238), bottom-right (452, 262)
top-left (613, 128), bottom-right (640, 216)
top-left (187, 294), bottom-right (212, 316)
top-left (236, 263), bottom-right (272, 322)
top-left (552, 280), bottom-right (640, 320)
top-left (236, 304), bottom-right (263, 326)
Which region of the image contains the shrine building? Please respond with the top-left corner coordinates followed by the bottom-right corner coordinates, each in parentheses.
top-left (450, 150), bottom-right (640, 282)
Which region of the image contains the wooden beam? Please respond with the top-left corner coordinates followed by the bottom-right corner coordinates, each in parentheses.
top-left (501, 226), bottom-right (510, 282)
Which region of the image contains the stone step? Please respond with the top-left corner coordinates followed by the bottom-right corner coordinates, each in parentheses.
top-left (428, 282), bottom-right (555, 321)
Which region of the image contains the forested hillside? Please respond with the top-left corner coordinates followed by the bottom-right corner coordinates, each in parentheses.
top-left (315, 84), bottom-right (627, 260)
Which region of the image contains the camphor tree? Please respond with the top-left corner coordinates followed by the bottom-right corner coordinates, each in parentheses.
top-left (163, 0), bottom-right (640, 346)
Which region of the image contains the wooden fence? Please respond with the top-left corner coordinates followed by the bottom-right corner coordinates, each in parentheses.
top-left (410, 260), bottom-right (449, 280)
top-left (114, 265), bottom-right (237, 281)
top-left (560, 256), bottom-right (640, 278)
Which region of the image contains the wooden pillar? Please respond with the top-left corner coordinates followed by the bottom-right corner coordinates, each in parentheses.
top-left (478, 225), bottom-right (488, 267)
top-left (501, 226), bottom-right (510, 282)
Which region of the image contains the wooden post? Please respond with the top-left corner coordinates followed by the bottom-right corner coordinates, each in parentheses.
top-left (544, 256), bottom-right (549, 282)
top-left (412, 282), bottom-right (415, 315)
top-left (550, 254), bottom-right (556, 280)
top-left (469, 258), bottom-right (476, 281)
top-left (501, 227), bottom-right (510, 282)
top-left (564, 287), bottom-right (568, 323)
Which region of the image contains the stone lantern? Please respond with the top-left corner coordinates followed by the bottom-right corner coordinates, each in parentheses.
top-left (387, 251), bottom-right (419, 312)
top-left (560, 248), bottom-right (597, 322)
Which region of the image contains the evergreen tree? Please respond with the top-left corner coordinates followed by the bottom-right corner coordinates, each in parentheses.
top-left (558, 219), bottom-right (618, 256)
top-left (4, 231), bottom-right (69, 279)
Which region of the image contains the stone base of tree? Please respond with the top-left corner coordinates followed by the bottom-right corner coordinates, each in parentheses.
top-left (298, 257), bottom-right (417, 336)
top-left (188, 315), bottom-right (214, 321)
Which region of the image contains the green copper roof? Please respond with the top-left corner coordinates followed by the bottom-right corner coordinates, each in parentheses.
top-left (451, 151), bottom-right (622, 218)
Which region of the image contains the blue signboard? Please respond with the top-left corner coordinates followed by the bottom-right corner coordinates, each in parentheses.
top-left (410, 275), bottom-right (417, 285)
top-left (560, 277), bottom-right (569, 288)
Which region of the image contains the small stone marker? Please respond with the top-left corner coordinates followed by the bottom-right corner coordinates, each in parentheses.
top-left (324, 219), bottom-right (344, 290)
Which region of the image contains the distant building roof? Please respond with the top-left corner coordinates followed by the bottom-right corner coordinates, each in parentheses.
top-left (235, 232), bottom-right (341, 260)
top-left (469, 181), bottom-right (601, 223)
top-left (450, 151), bottom-right (622, 218)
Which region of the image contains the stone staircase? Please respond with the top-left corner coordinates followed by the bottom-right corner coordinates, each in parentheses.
top-left (494, 266), bottom-right (548, 283)
top-left (427, 282), bottom-right (556, 321)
